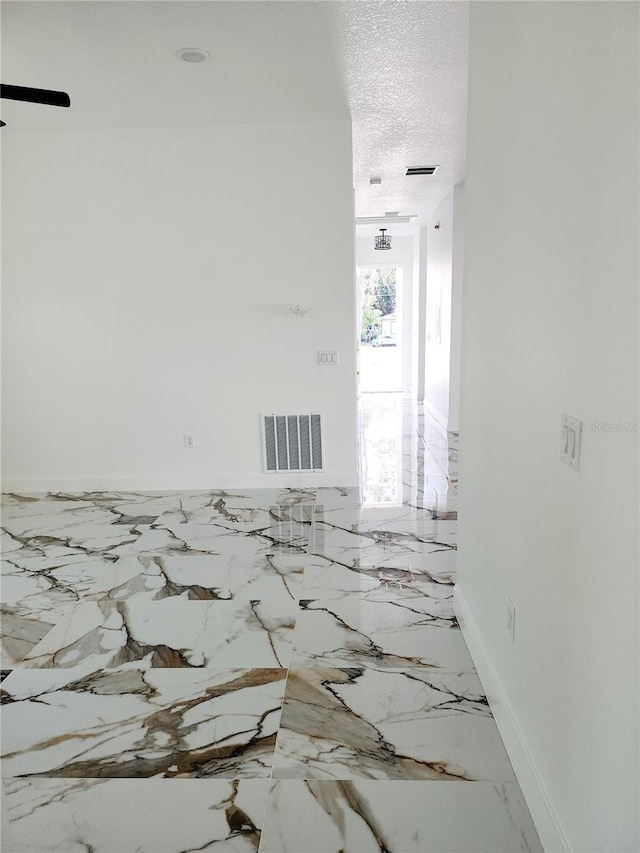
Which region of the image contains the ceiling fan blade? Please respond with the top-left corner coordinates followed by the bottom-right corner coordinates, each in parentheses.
top-left (0, 84), bottom-right (70, 108)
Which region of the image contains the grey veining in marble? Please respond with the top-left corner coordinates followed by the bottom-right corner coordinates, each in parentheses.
top-left (290, 598), bottom-right (474, 671)
top-left (0, 606), bottom-right (54, 667)
top-left (299, 558), bottom-right (456, 610)
top-left (83, 552), bottom-right (307, 603)
top-left (273, 667), bottom-right (515, 781)
top-left (260, 780), bottom-right (543, 852)
top-left (0, 395), bottom-right (545, 853)
top-left (1, 666), bottom-right (286, 778)
top-left (22, 597), bottom-right (296, 670)
top-left (2, 778), bottom-right (269, 852)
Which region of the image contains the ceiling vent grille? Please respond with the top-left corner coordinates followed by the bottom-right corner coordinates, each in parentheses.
top-left (263, 414), bottom-right (324, 472)
top-left (406, 166), bottom-right (439, 176)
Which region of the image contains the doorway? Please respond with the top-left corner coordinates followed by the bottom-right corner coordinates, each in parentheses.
top-left (357, 266), bottom-right (404, 393)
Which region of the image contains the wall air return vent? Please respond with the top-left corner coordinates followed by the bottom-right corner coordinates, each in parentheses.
top-left (406, 166), bottom-right (439, 176)
top-left (262, 414), bottom-right (324, 472)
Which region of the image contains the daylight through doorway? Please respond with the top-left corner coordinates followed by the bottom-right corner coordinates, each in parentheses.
top-left (358, 266), bottom-right (403, 393)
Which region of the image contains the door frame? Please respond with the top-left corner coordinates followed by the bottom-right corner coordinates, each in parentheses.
top-left (356, 262), bottom-right (412, 394)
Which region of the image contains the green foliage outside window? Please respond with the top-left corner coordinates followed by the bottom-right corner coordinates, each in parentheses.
top-left (361, 268), bottom-right (396, 342)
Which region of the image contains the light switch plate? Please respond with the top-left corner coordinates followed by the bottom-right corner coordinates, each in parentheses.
top-left (318, 350), bottom-right (339, 365)
top-left (560, 414), bottom-right (582, 470)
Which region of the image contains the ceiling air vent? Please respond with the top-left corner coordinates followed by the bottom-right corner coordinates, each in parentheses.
top-left (406, 166), bottom-right (439, 176)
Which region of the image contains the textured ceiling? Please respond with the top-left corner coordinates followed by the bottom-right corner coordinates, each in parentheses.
top-left (337, 2), bottom-right (469, 222)
top-left (1, 1), bottom-right (469, 221)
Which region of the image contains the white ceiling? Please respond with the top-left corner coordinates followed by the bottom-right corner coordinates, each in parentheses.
top-left (1, 0), bottom-right (469, 222)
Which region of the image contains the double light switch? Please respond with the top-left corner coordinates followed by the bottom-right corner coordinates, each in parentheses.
top-left (560, 414), bottom-right (582, 470)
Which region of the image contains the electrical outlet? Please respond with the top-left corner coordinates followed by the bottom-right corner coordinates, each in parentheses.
top-left (506, 598), bottom-right (516, 642)
top-left (183, 433), bottom-right (195, 448)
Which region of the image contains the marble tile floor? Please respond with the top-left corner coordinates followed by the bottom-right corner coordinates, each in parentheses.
top-left (0, 394), bottom-right (543, 851)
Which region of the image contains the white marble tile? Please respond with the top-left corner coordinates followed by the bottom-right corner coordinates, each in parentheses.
top-left (2, 778), bottom-right (269, 852)
top-left (1, 500), bottom-right (117, 531)
top-left (3, 555), bottom-right (117, 596)
top-left (314, 503), bottom-right (455, 536)
top-left (1, 490), bottom-right (181, 522)
top-left (315, 519), bottom-right (455, 556)
top-left (1, 555), bottom-right (118, 637)
top-left (273, 667), bottom-right (515, 781)
top-left (1, 666), bottom-right (286, 778)
top-left (260, 780), bottom-right (543, 852)
top-left (155, 489), bottom-right (318, 529)
top-left (0, 606), bottom-right (55, 667)
top-left (313, 503), bottom-right (427, 529)
top-left (300, 559), bottom-right (455, 613)
top-left (85, 553), bottom-right (306, 602)
top-left (0, 402), bottom-right (549, 853)
top-left (290, 598), bottom-right (474, 671)
top-left (1, 569), bottom-right (80, 628)
top-left (122, 520), bottom-right (307, 559)
top-left (22, 597), bottom-right (297, 670)
top-left (358, 393), bottom-right (459, 512)
top-left (315, 517), bottom-right (457, 554)
top-left (1, 516), bottom-right (149, 559)
top-left (315, 486), bottom-right (362, 510)
top-left (310, 536), bottom-right (457, 585)
top-left (404, 490), bottom-right (458, 516)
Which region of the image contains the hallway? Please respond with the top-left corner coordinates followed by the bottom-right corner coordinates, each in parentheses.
top-left (0, 395), bottom-right (542, 852)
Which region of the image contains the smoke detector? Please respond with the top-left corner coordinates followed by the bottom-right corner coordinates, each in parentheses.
top-left (176, 47), bottom-right (210, 63)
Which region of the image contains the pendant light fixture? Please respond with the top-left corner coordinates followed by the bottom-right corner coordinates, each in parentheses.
top-left (374, 228), bottom-right (392, 251)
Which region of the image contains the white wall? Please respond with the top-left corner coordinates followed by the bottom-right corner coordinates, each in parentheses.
top-left (417, 226), bottom-right (428, 403)
top-left (448, 186), bottom-right (464, 433)
top-left (356, 235), bottom-right (415, 393)
top-left (1, 121), bottom-right (358, 490)
top-left (458, 4), bottom-right (639, 853)
top-left (424, 189), bottom-right (464, 430)
top-left (411, 229), bottom-right (421, 397)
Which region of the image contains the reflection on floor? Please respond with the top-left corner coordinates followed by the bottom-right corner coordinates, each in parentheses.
top-left (0, 393), bottom-right (542, 852)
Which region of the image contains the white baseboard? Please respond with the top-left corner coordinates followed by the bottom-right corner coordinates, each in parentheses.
top-left (454, 586), bottom-right (571, 853)
top-left (1, 471), bottom-right (358, 494)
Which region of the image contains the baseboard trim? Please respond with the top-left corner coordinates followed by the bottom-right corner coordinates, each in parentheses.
top-left (1, 471), bottom-right (358, 494)
top-left (454, 586), bottom-right (571, 853)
